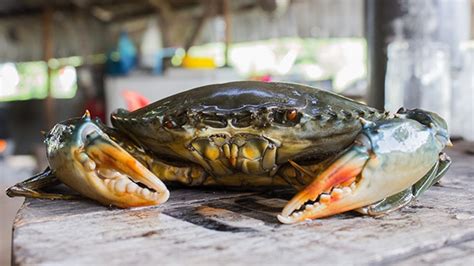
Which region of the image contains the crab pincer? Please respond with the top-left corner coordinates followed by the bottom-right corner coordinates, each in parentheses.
top-left (44, 111), bottom-right (169, 207)
top-left (278, 110), bottom-right (452, 224)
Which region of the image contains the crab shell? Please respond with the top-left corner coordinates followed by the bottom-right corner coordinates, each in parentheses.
top-left (111, 82), bottom-right (384, 177)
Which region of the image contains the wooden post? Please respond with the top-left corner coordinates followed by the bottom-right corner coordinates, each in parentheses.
top-left (183, 4), bottom-right (212, 52)
top-left (150, 0), bottom-right (174, 47)
top-left (223, 0), bottom-right (231, 67)
top-left (42, 6), bottom-right (55, 128)
top-left (364, 0), bottom-right (399, 110)
top-left (365, 0), bottom-right (470, 110)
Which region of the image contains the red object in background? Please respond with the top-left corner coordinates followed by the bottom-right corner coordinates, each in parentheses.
top-left (250, 75), bottom-right (272, 82)
top-left (84, 98), bottom-right (106, 122)
top-left (0, 139), bottom-right (7, 153)
top-left (122, 90), bottom-right (150, 111)
top-left (260, 75), bottom-right (272, 82)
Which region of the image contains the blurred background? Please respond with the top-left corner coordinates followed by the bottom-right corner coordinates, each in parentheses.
top-left (0, 0), bottom-right (473, 263)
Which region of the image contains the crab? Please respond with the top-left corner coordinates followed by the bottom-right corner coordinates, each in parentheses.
top-left (7, 81), bottom-right (452, 224)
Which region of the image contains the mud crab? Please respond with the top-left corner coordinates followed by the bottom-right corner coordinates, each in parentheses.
top-left (7, 81), bottom-right (452, 224)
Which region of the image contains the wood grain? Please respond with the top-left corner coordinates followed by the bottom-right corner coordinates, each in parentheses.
top-left (11, 144), bottom-right (474, 265)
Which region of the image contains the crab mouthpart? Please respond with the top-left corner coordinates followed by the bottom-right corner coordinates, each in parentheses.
top-left (278, 148), bottom-right (369, 224)
top-left (76, 131), bottom-right (169, 208)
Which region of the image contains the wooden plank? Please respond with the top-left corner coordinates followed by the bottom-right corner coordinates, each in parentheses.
top-left (0, 156), bottom-right (35, 266)
top-left (11, 144), bottom-right (474, 265)
top-left (223, 0), bottom-right (231, 66)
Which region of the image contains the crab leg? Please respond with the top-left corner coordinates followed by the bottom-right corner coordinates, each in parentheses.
top-left (6, 167), bottom-right (79, 200)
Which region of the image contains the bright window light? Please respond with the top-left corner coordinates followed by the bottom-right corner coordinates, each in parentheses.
top-left (188, 38), bottom-right (367, 94)
top-left (51, 66), bottom-right (77, 99)
top-left (0, 63), bottom-right (20, 98)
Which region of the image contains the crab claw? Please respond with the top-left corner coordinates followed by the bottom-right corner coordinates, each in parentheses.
top-left (45, 111), bottom-right (169, 208)
top-left (278, 110), bottom-right (450, 224)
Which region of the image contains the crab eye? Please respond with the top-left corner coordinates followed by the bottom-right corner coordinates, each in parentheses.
top-left (286, 109), bottom-right (298, 121)
top-left (232, 111), bottom-right (254, 127)
top-left (81, 124), bottom-right (101, 141)
top-left (163, 112), bottom-right (188, 130)
top-left (272, 109), bottom-right (301, 126)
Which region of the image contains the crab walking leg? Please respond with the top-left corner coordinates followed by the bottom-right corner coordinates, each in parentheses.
top-left (278, 117), bottom-right (450, 224)
top-left (6, 167), bottom-right (79, 200)
top-left (413, 152), bottom-right (451, 197)
top-left (356, 187), bottom-right (414, 216)
top-left (148, 160), bottom-right (209, 186)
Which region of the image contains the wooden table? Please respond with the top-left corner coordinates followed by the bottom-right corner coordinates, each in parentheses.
top-left (11, 144), bottom-right (474, 265)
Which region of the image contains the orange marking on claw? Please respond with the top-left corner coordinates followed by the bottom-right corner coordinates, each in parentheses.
top-left (300, 163), bottom-right (359, 197)
top-left (88, 144), bottom-right (144, 178)
top-left (340, 177), bottom-right (356, 187)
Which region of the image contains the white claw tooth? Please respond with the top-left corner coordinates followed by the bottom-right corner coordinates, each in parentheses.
top-left (78, 153), bottom-right (89, 163)
top-left (84, 160), bottom-right (96, 171)
top-left (320, 194), bottom-right (331, 204)
top-left (146, 191), bottom-right (154, 199)
top-left (98, 168), bottom-right (121, 179)
top-left (277, 215), bottom-right (293, 224)
top-left (313, 202), bottom-right (320, 208)
top-left (115, 179), bottom-right (127, 193)
top-left (126, 182), bottom-right (138, 193)
top-left (141, 189), bottom-right (151, 198)
top-left (343, 187), bottom-right (352, 194)
top-left (305, 204), bottom-right (314, 210)
top-left (350, 182), bottom-right (356, 190)
top-left (332, 188), bottom-right (343, 197)
top-left (108, 180), bottom-right (116, 191)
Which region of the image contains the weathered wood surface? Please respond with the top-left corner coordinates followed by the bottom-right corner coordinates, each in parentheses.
top-left (11, 143), bottom-right (474, 265)
top-left (0, 156), bottom-right (35, 266)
